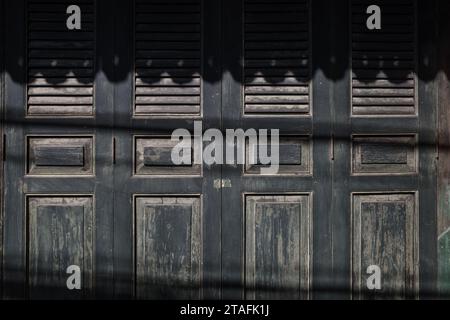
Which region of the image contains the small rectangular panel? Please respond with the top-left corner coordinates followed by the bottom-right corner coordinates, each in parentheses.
top-left (28, 196), bottom-right (94, 299)
top-left (134, 0), bottom-right (202, 117)
top-left (352, 193), bottom-right (418, 299)
top-left (245, 137), bottom-right (311, 175)
top-left (351, 0), bottom-right (417, 116)
top-left (135, 196), bottom-right (202, 299)
top-left (27, 0), bottom-right (95, 117)
top-left (135, 136), bottom-right (200, 176)
top-left (245, 195), bottom-right (311, 299)
top-left (352, 135), bottom-right (417, 175)
top-left (243, 0), bottom-right (311, 115)
top-left (27, 136), bottom-right (93, 175)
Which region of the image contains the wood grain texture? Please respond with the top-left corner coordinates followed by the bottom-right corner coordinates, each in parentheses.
top-left (245, 195), bottom-right (311, 299)
top-left (352, 193), bottom-right (418, 299)
top-left (351, 0), bottom-right (418, 116)
top-left (437, 0), bottom-right (450, 298)
top-left (27, 0), bottom-right (95, 117)
top-left (243, 0), bottom-right (311, 115)
top-left (27, 136), bottom-right (93, 175)
top-left (27, 196), bottom-right (94, 299)
top-left (135, 136), bottom-right (200, 176)
top-left (352, 135), bottom-right (417, 175)
top-left (134, 0), bottom-right (202, 117)
top-left (245, 136), bottom-right (312, 175)
top-left (135, 196), bottom-right (202, 299)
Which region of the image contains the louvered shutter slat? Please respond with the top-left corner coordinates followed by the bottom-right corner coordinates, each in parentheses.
top-left (351, 0), bottom-right (417, 116)
top-left (244, 0), bottom-right (311, 115)
top-left (27, 0), bottom-right (95, 117)
top-left (134, 0), bottom-right (202, 116)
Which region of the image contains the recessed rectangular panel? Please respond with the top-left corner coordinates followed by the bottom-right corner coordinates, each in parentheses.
top-left (27, 136), bottom-right (93, 175)
top-left (27, 0), bottom-right (95, 117)
top-left (351, 0), bottom-right (417, 116)
top-left (135, 137), bottom-right (200, 175)
top-left (352, 135), bottom-right (417, 175)
top-left (135, 196), bottom-right (202, 299)
top-left (245, 137), bottom-right (311, 175)
top-left (28, 196), bottom-right (94, 299)
top-left (352, 193), bottom-right (418, 299)
top-left (243, 0), bottom-right (311, 115)
top-left (134, 0), bottom-right (202, 117)
top-left (245, 195), bottom-right (311, 299)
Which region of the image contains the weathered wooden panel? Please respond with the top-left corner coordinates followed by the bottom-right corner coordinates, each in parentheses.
top-left (135, 136), bottom-right (200, 175)
top-left (437, 0), bottom-right (450, 298)
top-left (245, 195), bottom-right (311, 299)
top-left (352, 193), bottom-right (418, 299)
top-left (245, 136), bottom-right (311, 175)
top-left (243, 0), bottom-right (311, 115)
top-left (27, 136), bottom-right (93, 175)
top-left (134, 0), bottom-right (202, 117)
top-left (27, 0), bottom-right (95, 117)
top-left (352, 135), bottom-right (417, 175)
top-left (28, 196), bottom-right (94, 299)
top-left (135, 196), bottom-right (202, 299)
top-left (351, 0), bottom-right (417, 116)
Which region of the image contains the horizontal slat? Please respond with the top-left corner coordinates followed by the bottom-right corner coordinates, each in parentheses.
top-left (245, 77), bottom-right (309, 86)
top-left (135, 96), bottom-right (200, 104)
top-left (28, 105), bottom-right (94, 116)
top-left (27, 0), bottom-right (95, 117)
top-left (134, 0), bottom-right (202, 116)
top-left (28, 96), bottom-right (93, 104)
top-left (353, 97), bottom-right (415, 105)
top-left (245, 95), bottom-right (309, 104)
top-left (136, 87), bottom-right (200, 95)
top-left (136, 78), bottom-right (200, 86)
top-left (352, 70), bottom-right (415, 79)
top-left (245, 86), bottom-right (309, 94)
top-left (28, 59), bottom-right (93, 68)
top-left (351, 0), bottom-right (416, 116)
top-left (135, 69), bottom-right (200, 77)
top-left (29, 78), bottom-right (93, 86)
top-left (28, 87), bottom-right (93, 95)
top-left (352, 79), bottom-right (415, 88)
top-left (353, 106), bottom-right (416, 115)
top-left (245, 104), bottom-right (310, 113)
top-left (353, 88), bottom-right (414, 96)
top-left (135, 105), bottom-right (200, 115)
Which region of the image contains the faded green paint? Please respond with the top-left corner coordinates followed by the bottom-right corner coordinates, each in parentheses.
top-left (439, 231), bottom-right (450, 297)
top-left (438, 186), bottom-right (450, 297)
top-left (438, 186), bottom-right (450, 234)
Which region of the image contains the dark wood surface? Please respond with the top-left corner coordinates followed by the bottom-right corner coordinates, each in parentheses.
top-left (0, 0), bottom-right (443, 299)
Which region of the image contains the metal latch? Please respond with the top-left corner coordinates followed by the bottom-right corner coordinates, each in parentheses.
top-left (214, 179), bottom-right (232, 189)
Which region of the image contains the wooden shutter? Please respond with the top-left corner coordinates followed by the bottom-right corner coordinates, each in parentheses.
top-left (243, 0), bottom-right (311, 115)
top-left (27, 0), bottom-right (95, 117)
top-left (134, 0), bottom-right (202, 117)
top-left (351, 0), bottom-right (417, 116)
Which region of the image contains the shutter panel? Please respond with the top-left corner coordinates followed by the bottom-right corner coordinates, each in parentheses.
top-left (27, 0), bottom-right (95, 117)
top-left (134, 0), bottom-right (202, 117)
top-left (244, 0), bottom-right (311, 115)
top-left (351, 0), bottom-right (417, 116)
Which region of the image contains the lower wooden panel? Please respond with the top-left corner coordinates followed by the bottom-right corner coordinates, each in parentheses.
top-left (135, 196), bottom-right (202, 299)
top-left (352, 193), bottom-right (418, 299)
top-left (245, 194), bottom-right (311, 300)
top-left (27, 196), bottom-right (94, 300)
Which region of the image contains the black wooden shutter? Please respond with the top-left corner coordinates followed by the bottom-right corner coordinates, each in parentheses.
top-left (27, 0), bottom-right (95, 117)
top-left (243, 0), bottom-right (311, 115)
top-left (134, 0), bottom-right (202, 117)
top-left (351, 0), bottom-right (416, 116)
